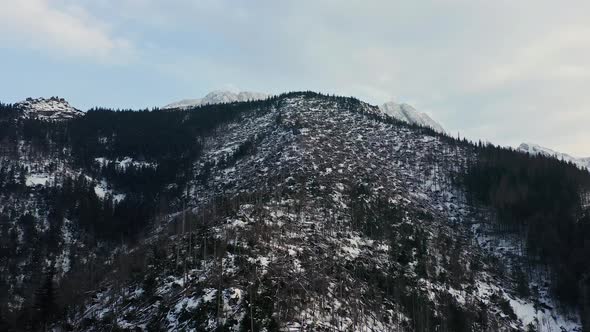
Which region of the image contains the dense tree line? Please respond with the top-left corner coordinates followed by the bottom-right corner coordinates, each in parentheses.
top-left (0, 96), bottom-right (281, 237)
top-left (0, 103), bottom-right (18, 139)
top-left (463, 144), bottom-right (590, 308)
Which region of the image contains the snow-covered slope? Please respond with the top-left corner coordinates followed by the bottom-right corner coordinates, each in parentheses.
top-left (14, 97), bottom-right (83, 120)
top-left (518, 143), bottom-right (590, 170)
top-left (379, 101), bottom-right (445, 133)
top-left (71, 94), bottom-right (580, 331)
top-left (164, 90), bottom-right (269, 109)
top-left (0, 92), bottom-right (583, 331)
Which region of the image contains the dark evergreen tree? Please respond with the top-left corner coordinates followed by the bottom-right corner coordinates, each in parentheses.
top-left (33, 265), bottom-right (59, 331)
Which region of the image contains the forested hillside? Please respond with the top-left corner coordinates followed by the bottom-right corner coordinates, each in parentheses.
top-left (463, 144), bottom-right (590, 325)
top-left (0, 93), bottom-right (588, 331)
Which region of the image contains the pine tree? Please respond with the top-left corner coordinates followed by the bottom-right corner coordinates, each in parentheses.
top-left (0, 307), bottom-right (10, 332)
top-left (514, 267), bottom-right (530, 298)
top-left (33, 265), bottom-right (58, 330)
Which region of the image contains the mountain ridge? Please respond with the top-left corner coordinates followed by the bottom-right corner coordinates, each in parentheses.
top-left (517, 142), bottom-right (590, 170)
top-left (163, 90), bottom-right (270, 109)
top-left (164, 90), bottom-right (447, 133)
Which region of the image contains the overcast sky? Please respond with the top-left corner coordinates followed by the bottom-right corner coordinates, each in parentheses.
top-left (1, 0), bottom-right (589, 156)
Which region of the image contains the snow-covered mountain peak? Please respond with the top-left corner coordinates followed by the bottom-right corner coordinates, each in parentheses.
top-left (164, 90), bottom-right (269, 109)
top-left (14, 96), bottom-right (83, 121)
top-left (518, 142), bottom-right (557, 155)
top-left (518, 142), bottom-right (590, 170)
top-left (379, 101), bottom-right (445, 133)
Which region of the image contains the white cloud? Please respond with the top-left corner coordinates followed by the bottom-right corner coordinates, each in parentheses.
top-left (2, 0), bottom-right (589, 156)
top-left (169, 1), bottom-right (590, 155)
top-left (0, 0), bottom-right (133, 62)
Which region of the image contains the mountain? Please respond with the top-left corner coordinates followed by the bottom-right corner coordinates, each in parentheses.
top-left (164, 90), bottom-right (269, 109)
top-left (0, 92), bottom-right (588, 331)
top-left (379, 101), bottom-right (445, 133)
top-left (14, 96), bottom-right (83, 120)
top-left (165, 91), bottom-right (446, 134)
top-left (518, 142), bottom-right (590, 170)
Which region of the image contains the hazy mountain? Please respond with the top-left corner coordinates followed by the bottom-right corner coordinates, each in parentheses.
top-left (164, 90), bottom-right (269, 109)
top-left (518, 142), bottom-right (590, 170)
top-left (379, 101), bottom-right (445, 133)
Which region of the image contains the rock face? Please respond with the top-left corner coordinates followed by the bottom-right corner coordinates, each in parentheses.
top-left (14, 96), bottom-right (83, 120)
top-left (164, 90), bottom-right (269, 109)
top-left (379, 101), bottom-right (445, 133)
top-left (518, 142), bottom-right (590, 170)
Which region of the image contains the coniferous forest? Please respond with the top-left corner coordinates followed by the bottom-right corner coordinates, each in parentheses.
top-left (1, 93), bottom-right (589, 330)
top-left (0, 98), bottom-right (278, 330)
top-left (463, 144), bottom-right (590, 310)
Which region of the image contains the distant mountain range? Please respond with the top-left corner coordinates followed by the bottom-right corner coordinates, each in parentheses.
top-left (517, 143), bottom-right (590, 170)
top-left (163, 90), bottom-right (270, 109)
